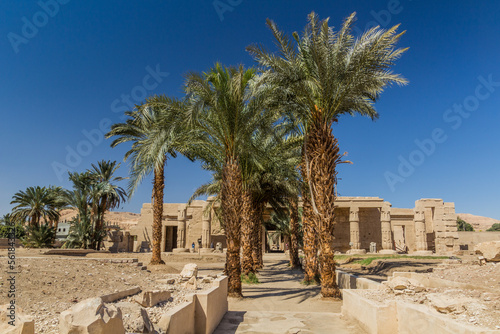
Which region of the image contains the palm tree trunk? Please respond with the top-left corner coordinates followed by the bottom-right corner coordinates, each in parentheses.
top-left (222, 158), bottom-right (243, 297)
top-left (241, 189), bottom-right (254, 276)
top-left (289, 196), bottom-right (301, 269)
top-left (300, 152), bottom-right (319, 282)
top-left (96, 196), bottom-right (108, 251)
top-left (150, 159), bottom-right (166, 265)
top-left (252, 201), bottom-right (264, 271)
top-left (307, 117), bottom-right (341, 298)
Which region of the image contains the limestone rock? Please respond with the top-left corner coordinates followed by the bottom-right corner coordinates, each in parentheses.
top-left (180, 263), bottom-right (198, 278)
top-left (387, 276), bottom-right (410, 290)
top-left (134, 290), bottom-right (171, 308)
top-left (426, 294), bottom-right (469, 314)
top-left (115, 302), bottom-right (156, 334)
top-left (156, 278), bottom-right (175, 285)
top-left (0, 304), bottom-right (34, 334)
top-left (59, 297), bottom-right (125, 334)
top-left (183, 276), bottom-right (198, 290)
top-left (386, 277), bottom-right (425, 293)
top-left (474, 241), bottom-right (500, 262)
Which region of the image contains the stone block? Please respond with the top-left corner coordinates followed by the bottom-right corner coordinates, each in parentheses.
top-left (114, 301), bottom-right (155, 333)
top-left (180, 263), bottom-right (198, 278)
top-left (59, 297), bottom-right (125, 334)
top-left (134, 290), bottom-right (171, 308)
top-left (474, 241), bottom-right (500, 262)
top-left (0, 304), bottom-right (34, 334)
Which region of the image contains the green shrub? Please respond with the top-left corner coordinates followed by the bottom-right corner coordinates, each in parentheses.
top-left (0, 224), bottom-right (26, 239)
top-left (22, 224), bottom-right (56, 248)
top-left (487, 223), bottom-right (500, 231)
top-left (241, 272), bottom-right (260, 284)
top-left (457, 218), bottom-right (474, 231)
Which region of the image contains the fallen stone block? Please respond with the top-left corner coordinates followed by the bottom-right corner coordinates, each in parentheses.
top-left (183, 276), bottom-right (198, 290)
top-left (156, 278), bottom-right (175, 285)
top-left (180, 263), bottom-right (198, 278)
top-left (115, 302), bottom-right (155, 333)
top-left (100, 286), bottom-right (141, 303)
top-left (0, 304), bottom-right (34, 334)
top-left (474, 241), bottom-right (500, 262)
top-left (426, 293), bottom-right (470, 314)
top-left (59, 297), bottom-right (125, 334)
top-left (134, 290), bottom-right (171, 308)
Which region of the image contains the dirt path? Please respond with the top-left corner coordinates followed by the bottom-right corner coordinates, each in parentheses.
top-left (215, 254), bottom-right (365, 334)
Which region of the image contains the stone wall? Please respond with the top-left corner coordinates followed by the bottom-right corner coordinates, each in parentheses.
top-left (130, 197), bottom-right (460, 255)
top-left (456, 231), bottom-right (500, 251)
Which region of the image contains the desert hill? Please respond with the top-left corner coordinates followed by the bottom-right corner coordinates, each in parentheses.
top-left (456, 213), bottom-right (499, 231)
top-left (58, 209), bottom-right (140, 230)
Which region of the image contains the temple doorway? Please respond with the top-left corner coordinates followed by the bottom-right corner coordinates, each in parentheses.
top-left (165, 226), bottom-right (178, 252)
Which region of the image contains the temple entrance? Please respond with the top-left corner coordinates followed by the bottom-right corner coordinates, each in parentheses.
top-left (393, 225), bottom-right (407, 253)
top-left (165, 226), bottom-right (178, 252)
top-left (266, 230), bottom-right (287, 253)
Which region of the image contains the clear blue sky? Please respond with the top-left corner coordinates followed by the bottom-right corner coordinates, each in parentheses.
top-left (1, 0), bottom-right (499, 218)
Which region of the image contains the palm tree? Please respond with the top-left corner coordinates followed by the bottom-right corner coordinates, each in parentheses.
top-left (88, 160), bottom-right (127, 250)
top-left (248, 12), bottom-right (408, 297)
top-left (47, 186), bottom-right (68, 230)
top-left (106, 95), bottom-right (190, 265)
top-left (184, 63), bottom-right (274, 297)
top-left (11, 186), bottom-right (60, 227)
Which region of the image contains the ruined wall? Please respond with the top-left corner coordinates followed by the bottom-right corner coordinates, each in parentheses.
top-left (333, 208), bottom-right (350, 252)
top-left (359, 208), bottom-right (382, 251)
top-left (130, 197), bottom-right (459, 255)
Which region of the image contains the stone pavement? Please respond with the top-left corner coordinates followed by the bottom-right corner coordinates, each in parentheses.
top-left (214, 254), bottom-right (365, 334)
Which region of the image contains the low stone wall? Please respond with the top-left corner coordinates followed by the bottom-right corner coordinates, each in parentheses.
top-left (158, 276), bottom-right (228, 334)
top-left (396, 301), bottom-right (498, 334)
top-left (341, 275), bottom-right (500, 334)
top-left (392, 272), bottom-right (478, 291)
top-left (0, 238), bottom-right (22, 249)
top-left (159, 294), bottom-right (196, 333)
top-left (342, 289), bottom-right (398, 334)
top-left (336, 270), bottom-right (381, 290)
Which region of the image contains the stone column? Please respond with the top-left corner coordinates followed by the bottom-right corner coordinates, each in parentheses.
top-left (413, 205), bottom-right (432, 255)
top-left (349, 207), bottom-right (365, 254)
top-left (200, 202), bottom-right (213, 253)
top-left (174, 204), bottom-right (189, 252)
top-left (380, 203), bottom-right (396, 254)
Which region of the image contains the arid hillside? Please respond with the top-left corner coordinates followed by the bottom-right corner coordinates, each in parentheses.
top-left (58, 209), bottom-right (140, 230)
top-left (456, 213), bottom-right (499, 231)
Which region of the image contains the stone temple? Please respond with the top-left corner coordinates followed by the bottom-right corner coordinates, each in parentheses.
top-left (129, 197), bottom-right (459, 255)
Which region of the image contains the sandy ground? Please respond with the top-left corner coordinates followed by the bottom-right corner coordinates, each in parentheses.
top-left (0, 248), bottom-right (225, 333)
top-left (2, 249), bottom-right (498, 333)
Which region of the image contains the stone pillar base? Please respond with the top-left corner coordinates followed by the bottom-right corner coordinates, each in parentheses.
top-left (378, 249), bottom-right (398, 255)
top-left (172, 248), bottom-right (189, 253)
top-left (346, 249), bottom-right (366, 255)
top-left (411, 250), bottom-right (433, 256)
top-left (199, 248), bottom-right (214, 254)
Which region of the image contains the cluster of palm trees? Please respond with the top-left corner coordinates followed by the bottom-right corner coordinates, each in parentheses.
top-left (9, 160), bottom-right (126, 250)
top-left (107, 11), bottom-right (407, 298)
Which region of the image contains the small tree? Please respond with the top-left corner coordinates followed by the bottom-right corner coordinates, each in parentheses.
top-left (487, 223), bottom-right (500, 232)
top-left (22, 224), bottom-right (56, 248)
top-left (457, 218), bottom-right (474, 231)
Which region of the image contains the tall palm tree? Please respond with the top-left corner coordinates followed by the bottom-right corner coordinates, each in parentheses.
top-left (88, 160), bottom-right (127, 250)
top-left (106, 95), bottom-right (190, 265)
top-left (248, 12), bottom-right (408, 297)
top-left (184, 63), bottom-right (274, 297)
top-left (11, 186), bottom-right (60, 227)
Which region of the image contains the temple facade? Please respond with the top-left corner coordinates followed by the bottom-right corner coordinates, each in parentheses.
top-left (130, 197), bottom-right (459, 255)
